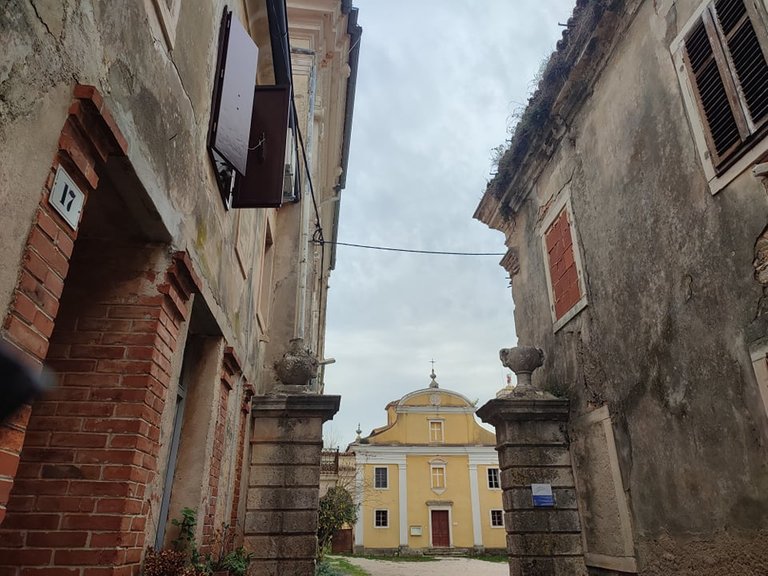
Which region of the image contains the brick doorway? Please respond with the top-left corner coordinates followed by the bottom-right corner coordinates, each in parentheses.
top-left (0, 87), bottom-right (196, 575)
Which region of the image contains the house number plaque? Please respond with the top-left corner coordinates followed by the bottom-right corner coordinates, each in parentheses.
top-left (49, 166), bottom-right (85, 231)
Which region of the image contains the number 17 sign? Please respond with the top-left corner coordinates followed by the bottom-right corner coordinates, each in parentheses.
top-left (49, 166), bottom-right (85, 231)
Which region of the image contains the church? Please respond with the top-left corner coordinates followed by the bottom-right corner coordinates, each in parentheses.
top-left (349, 370), bottom-right (505, 554)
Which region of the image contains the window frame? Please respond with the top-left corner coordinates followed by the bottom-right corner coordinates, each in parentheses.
top-left (151, 0), bottom-right (182, 48)
top-left (428, 419), bottom-right (445, 443)
top-left (256, 219), bottom-right (275, 338)
top-left (490, 509), bottom-right (504, 528)
top-left (487, 467), bottom-right (501, 490)
top-left (374, 509), bottom-right (389, 528)
top-left (373, 466), bottom-right (389, 490)
top-left (538, 191), bottom-right (588, 332)
top-left (430, 462), bottom-right (447, 493)
top-left (672, 0), bottom-right (768, 194)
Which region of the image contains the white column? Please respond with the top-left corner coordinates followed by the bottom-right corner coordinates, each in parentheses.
top-left (468, 463), bottom-right (483, 548)
top-left (354, 459), bottom-right (365, 548)
top-left (398, 462), bottom-right (408, 547)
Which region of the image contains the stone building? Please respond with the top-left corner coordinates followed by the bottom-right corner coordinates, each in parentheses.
top-left (319, 448), bottom-right (356, 498)
top-left (349, 372), bottom-right (505, 554)
top-left (475, 0), bottom-right (768, 574)
top-left (0, 1), bottom-right (360, 575)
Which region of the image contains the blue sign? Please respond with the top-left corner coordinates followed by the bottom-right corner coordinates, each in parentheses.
top-left (531, 483), bottom-right (555, 507)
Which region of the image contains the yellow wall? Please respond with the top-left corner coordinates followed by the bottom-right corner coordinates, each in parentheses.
top-left (366, 390), bottom-right (495, 447)
top-left (361, 463), bottom-right (400, 549)
top-left (405, 454), bottom-right (474, 548)
top-left (478, 465), bottom-right (506, 549)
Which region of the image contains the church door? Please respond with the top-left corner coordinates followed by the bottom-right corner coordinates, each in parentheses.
top-left (431, 510), bottom-right (450, 547)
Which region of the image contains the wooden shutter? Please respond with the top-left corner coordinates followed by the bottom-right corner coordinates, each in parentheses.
top-left (232, 85), bottom-right (291, 208)
top-left (713, 0), bottom-right (768, 126)
top-left (208, 9), bottom-right (259, 205)
top-left (684, 0), bottom-right (768, 170)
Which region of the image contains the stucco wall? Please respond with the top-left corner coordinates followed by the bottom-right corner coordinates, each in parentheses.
top-left (0, 0), bottom-right (287, 382)
top-left (360, 463), bottom-right (401, 549)
top-left (504, 0), bottom-right (768, 573)
top-left (476, 465), bottom-right (505, 550)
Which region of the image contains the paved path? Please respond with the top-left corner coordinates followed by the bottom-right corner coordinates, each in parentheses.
top-left (336, 556), bottom-right (509, 576)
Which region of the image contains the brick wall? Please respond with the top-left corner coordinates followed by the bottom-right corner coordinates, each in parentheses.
top-left (230, 381), bottom-right (254, 538)
top-left (201, 382), bottom-right (230, 549)
top-left (0, 246), bottom-right (199, 575)
top-left (544, 209), bottom-right (582, 320)
top-left (200, 349), bottom-right (245, 550)
top-left (0, 85), bottom-right (127, 530)
top-left (0, 85), bottom-right (214, 575)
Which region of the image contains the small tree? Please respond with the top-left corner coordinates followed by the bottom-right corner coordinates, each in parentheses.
top-left (317, 486), bottom-right (357, 557)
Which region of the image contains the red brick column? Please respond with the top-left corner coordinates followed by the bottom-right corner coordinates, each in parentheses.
top-left (0, 85), bottom-right (128, 528)
top-left (200, 348), bottom-right (241, 549)
top-left (230, 381), bottom-right (255, 538)
top-left (0, 252), bottom-right (201, 575)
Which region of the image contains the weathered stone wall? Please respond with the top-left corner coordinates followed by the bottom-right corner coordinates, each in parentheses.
top-left (0, 0), bottom-right (261, 376)
top-left (496, 0), bottom-right (768, 573)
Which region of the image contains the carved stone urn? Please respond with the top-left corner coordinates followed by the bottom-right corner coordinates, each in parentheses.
top-left (497, 345), bottom-right (545, 398)
top-left (274, 338), bottom-right (319, 389)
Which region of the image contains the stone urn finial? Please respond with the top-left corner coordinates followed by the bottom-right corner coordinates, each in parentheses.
top-left (497, 346), bottom-right (544, 398)
top-left (274, 338), bottom-right (319, 389)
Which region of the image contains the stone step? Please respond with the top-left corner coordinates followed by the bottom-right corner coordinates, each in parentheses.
top-left (423, 548), bottom-right (471, 557)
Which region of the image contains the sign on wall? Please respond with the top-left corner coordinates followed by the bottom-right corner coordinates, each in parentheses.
top-left (49, 166), bottom-right (85, 231)
top-left (531, 483), bottom-right (555, 507)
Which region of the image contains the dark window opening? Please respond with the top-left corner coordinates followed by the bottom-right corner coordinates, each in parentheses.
top-left (374, 466), bottom-right (388, 489)
top-left (375, 509), bottom-right (389, 527)
top-left (487, 467), bottom-right (500, 489)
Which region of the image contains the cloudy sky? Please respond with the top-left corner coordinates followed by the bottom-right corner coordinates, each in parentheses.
top-left (322, 0), bottom-right (575, 448)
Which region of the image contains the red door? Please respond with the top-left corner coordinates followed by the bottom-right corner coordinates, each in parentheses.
top-left (431, 510), bottom-right (450, 547)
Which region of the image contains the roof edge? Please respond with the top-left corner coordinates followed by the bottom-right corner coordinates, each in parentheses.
top-left (476, 0), bottom-right (641, 230)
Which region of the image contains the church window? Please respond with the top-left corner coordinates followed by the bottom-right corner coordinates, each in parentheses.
top-left (374, 509), bottom-right (389, 528)
top-left (490, 509), bottom-right (504, 527)
top-left (487, 467), bottom-right (501, 489)
top-left (429, 420), bottom-right (444, 443)
top-left (374, 466), bottom-right (388, 489)
top-left (431, 464), bottom-right (446, 490)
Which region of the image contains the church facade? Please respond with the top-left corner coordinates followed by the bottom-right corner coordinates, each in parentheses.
top-left (350, 373), bottom-right (505, 554)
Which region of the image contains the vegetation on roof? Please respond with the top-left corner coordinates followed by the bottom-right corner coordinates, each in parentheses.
top-left (488, 0), bottom-right (615, 202)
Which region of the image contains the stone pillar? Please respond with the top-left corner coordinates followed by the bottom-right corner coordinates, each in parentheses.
top-left (476, 346), bottom-right (586, 576)
top-left (245, 393), bottom-right (340, 576)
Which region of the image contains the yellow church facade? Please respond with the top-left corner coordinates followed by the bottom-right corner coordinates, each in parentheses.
top-left (350, 373), bottom-right (505, 553)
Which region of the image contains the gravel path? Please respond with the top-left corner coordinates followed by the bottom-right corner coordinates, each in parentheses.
top-left (336, 556), bottom-right (509, 576)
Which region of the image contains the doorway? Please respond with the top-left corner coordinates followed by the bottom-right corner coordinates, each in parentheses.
top-left (430, 509), bottom-right (450, 548)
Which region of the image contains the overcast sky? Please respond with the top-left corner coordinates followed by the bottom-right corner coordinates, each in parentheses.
top-left (322, 0), bottom-right (575, 448)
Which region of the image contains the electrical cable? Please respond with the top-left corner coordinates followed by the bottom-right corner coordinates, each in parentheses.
top-left (314, 240), bottom-right (506, 256)
top-left (294, 109), bottom-right (324, 243)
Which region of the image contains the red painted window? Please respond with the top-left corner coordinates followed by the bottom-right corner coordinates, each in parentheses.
top-left (545, 209), bottom-right (581, 320)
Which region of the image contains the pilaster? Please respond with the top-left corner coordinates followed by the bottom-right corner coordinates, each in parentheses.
top-left (468, 463), bottom-right (483, 551)
top-left (245, 393), bottom-right (340, 576)
top-left (398, 462), bottom-right (408, 548)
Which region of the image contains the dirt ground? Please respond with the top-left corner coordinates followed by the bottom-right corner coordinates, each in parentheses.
top-left (338, 556), bottom-right (509, 576)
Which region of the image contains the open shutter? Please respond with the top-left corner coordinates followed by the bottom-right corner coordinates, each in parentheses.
top-left (713, 0), bottom-right (768, 127)
top-left (208, 9), bottom-right (259, 205)
top-left (232, 85), bottom-right (292, 208)
top-left (684, 0), bottom-right (768, 170)
top-left (684, 14), bottom-right (745, 164)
